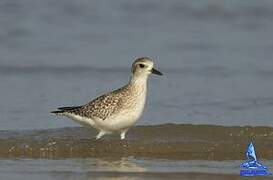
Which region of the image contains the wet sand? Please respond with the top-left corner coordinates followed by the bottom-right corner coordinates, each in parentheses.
top-left (1, 124), bottom-right (272, 160)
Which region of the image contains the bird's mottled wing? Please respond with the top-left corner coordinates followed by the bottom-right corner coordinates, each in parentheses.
top-left (55, 85), bottom-right (132, 120)
top-left (80, 92), bottom-right (121, 120)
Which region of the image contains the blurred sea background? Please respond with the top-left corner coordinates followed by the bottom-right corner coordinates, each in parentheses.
top-left (1, 0), bottom-right (273, 179)
top-left (1, 0), bottom-right (273, 129)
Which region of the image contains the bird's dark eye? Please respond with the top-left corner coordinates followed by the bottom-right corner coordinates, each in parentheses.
top-left (139, 64), bottom-right (145, 68)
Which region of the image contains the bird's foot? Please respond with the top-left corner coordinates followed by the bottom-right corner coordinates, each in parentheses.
top-left (95, 131), bottom-right (106, 140)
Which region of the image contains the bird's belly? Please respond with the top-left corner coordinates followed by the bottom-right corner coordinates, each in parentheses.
top-left (110, 111), bottom-right (141, 130)
top-left (96, 105), bottom-right (144, 132)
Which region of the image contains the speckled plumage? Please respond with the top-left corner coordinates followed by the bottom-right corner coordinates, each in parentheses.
top-left (52, 57), bottom-right (162, 140)
top-left (65, 83), bottom-right (142, 120)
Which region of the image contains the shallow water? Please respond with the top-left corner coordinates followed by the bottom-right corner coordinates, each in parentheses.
top-left (1, 131), bottom-right (272, 179)
top-left (0, 159), bottom-right (251, 180)
top-left (2, 158), bottom-right (272, 180)
top-left (1, 124), bottom-right (273, 179)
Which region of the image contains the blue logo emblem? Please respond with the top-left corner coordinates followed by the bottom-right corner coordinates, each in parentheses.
top-left (240, 142), bottom-right (272, 176)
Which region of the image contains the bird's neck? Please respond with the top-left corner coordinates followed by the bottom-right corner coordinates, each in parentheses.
top-left (125, 74), bottom-right (148, 112)
top-left (129, 74), bottom-right (148, 87)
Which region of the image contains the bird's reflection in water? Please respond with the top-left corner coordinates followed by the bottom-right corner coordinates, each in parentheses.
top-left (70, 157), bottom-right (148, 180)
top-left (88, 157), bottom-right (147, 172)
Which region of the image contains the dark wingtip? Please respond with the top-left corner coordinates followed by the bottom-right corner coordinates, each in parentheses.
top-left (57, 106), bottom-right (82, 110)
top-left (51, 110), bottom-right (64, 114)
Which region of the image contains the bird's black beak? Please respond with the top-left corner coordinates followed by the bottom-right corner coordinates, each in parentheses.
top-left (151, 68), bottom-right (163, 76)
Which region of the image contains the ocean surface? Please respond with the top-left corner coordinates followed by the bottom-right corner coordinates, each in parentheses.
top-left (1, 0), bottom-right (273, 179)
top-left (1, 0), bottom-right (273, 130)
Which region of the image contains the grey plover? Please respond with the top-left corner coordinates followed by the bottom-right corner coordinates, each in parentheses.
top-left (51, 57), bottom-right (163, 140)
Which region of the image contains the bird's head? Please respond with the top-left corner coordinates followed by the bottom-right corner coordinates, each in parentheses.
top-left (131, 57), bottom-right (163, 78)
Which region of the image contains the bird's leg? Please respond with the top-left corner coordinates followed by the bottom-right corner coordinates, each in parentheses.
top-left (120, 129), bottom-right (128, 140)
top-left (96, 131), bottom-right (106, 140)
